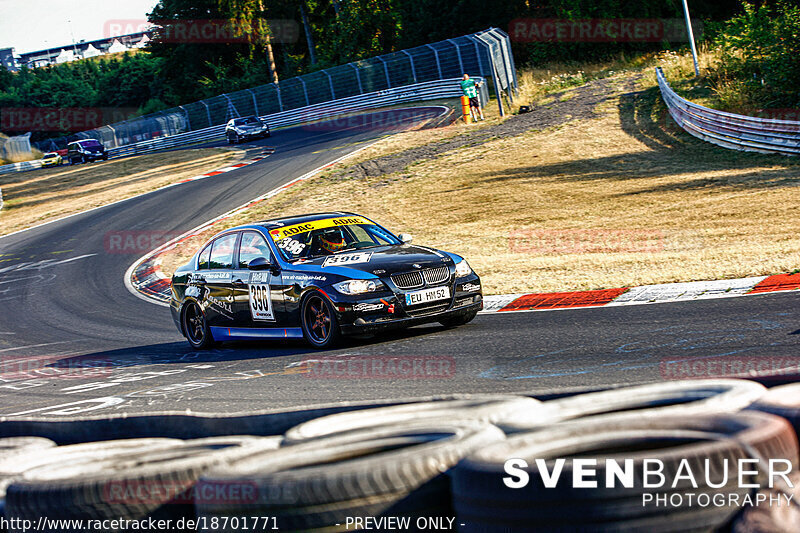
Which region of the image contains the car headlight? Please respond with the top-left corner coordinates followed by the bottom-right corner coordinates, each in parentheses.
top-left (334, 279), bottom-right (384, 295)
top-left (455, 259), bottom-right (472, 277)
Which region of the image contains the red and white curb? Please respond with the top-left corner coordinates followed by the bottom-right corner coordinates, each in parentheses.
top-left (0, 147), bottom-right (268, 242)
top-left (177, 147), bottom-right (275, 184)
top-left (481, 273), bottom-right (800, 313)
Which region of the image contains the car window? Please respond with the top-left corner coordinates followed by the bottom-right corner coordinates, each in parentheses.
top-left (208, 233), bottom-right (237, 270)
top-left (80, 140), bottom-right (101, 147)
top-left (274, 222), bottom-right (401, 261)
top-left (197, 244), bottom-right (211, 270)
top-left (238, 231), bottom-right (272, 269)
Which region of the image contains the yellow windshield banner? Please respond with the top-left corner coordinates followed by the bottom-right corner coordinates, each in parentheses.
top-left (268, 216), bottom-right (372, 241)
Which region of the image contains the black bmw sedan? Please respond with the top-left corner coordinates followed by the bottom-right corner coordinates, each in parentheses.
top-left (170, 212), bottom-right (483, 349)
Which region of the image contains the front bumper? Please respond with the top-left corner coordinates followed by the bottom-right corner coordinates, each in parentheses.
top-left (236, 129), bottom-right (269, 140)
top-left (336, 274), bottom-right (483, 335)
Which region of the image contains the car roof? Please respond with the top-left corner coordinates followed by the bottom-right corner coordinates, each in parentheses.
top-left (251, 212), bottom-right (361, 229)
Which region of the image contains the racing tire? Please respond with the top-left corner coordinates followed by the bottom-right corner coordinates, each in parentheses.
top-left (452, 412), bottom-right (798, 533)
top-left (300, 291), bottom-right (341, 349)
top-left (182, 301), bottom-right (216, 350)
top-left (0, 438), bottom-right (56, 462)
top-left (232, 133), bottom-right (240, 144)
top-left (749, 383), bottom-right (800, 441)
top-left (102, 153), bottom-right (108, 161)
top-left (197, 421), bottom-right (505, 531)
top-left (439, 309), bottom-right (478, 328)
top-left (283, 395), bottom-right (558, 444)
top-left (5, 436), bottom-right (280, 526)
top-left (0, 438), bottom-right (181, 504)
top-left (500, 378), bottom-right (767, 433)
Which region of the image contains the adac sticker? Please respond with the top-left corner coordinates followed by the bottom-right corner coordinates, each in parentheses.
top-left (269, 216), bottom-right (372, 241)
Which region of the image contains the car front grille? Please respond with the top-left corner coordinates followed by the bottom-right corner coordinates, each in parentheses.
top-left (391, 271), bottom-right (424, 290)
top-left (391, 266), bottom-right (450, 289)
top-left (423, 266), bottom-right (450, 285)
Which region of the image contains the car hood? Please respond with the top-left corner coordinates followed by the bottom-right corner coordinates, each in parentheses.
top-left (289, 245), bottom-right (453, 277)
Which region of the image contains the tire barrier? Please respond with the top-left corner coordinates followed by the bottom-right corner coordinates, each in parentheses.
top-left (4, 380), bottom-right (800, 532)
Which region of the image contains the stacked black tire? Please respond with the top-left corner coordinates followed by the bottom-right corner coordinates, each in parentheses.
top-left (3, 380), bottom-right (800, 532)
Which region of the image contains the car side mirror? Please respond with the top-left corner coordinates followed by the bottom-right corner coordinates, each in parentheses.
top-left (248, 257), bottom-right (272, 271)
top-left (398, 233), bottom-right (413, 244)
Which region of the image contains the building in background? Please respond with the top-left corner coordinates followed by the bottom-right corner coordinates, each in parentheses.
top-left (10, 32), bottom-right (151, 69)
top-left (0, 48), bottom-right (18, 71)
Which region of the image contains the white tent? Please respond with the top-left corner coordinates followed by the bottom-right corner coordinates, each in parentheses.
top-left (132, 34), bottom-right (151, 49)
top-left (54, 48), bottom-right (75, 64)
top-left (82, 44), bottom-right (103, 59)
top-left (106, 39), bottom-right (127, 55)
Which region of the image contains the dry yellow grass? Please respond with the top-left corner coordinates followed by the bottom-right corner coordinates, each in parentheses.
top-left (0, 148), bottom-right (242, 235)
top-left (160, 64), bottom-right (800, 294)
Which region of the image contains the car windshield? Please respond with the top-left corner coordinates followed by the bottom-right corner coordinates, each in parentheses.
top-left (43, 153), bottom-right (57, 158)
top-left (270, 219), bottom-right (401, 261)
top-left (79, 140), bottom-right (101, 147)
top-left (235, 117), bottom-right (260, 125)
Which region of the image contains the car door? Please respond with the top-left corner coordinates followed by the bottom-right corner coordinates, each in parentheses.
top-left (193, 232), bottom-right (239, 327)
top-left (233, 230), bottom-right (285, 327)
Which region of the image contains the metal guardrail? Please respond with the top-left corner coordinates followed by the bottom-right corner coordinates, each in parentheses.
top-left (0, 77), bottom-right (484, 176)
top-left (656, 67), bottom-right (800, 156)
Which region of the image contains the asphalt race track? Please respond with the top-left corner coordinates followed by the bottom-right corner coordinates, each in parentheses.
top-left (0, 107), bottom-right (798, 418)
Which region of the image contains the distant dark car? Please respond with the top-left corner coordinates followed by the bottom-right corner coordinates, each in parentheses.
top-left (225, 116), bottom-right (270, 144)
top-left (67, 139), bottom-right (108, 164)
top-left (170, 212), bottom-right (483, 349)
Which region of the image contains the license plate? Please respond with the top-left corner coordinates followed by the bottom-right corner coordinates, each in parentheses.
top-left (405, 286), bottom-right (450, 306)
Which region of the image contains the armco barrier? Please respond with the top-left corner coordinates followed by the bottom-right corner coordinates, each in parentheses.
top-left (109, 77), bottom-right (482, 159)
top-left (0, 159), bottom-right (42, 175)
top-left (656, 67), bottom-right (800, 156)
top-left (0, 77), bottom-right (482, 176)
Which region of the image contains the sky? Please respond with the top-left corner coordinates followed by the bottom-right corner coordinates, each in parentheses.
top-left (0, 0), bottom-right (160, 54)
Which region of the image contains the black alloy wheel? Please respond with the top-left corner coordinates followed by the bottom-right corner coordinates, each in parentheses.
top-left (182, 301), bottom-right (215, 350)
top-left (301, 292), bottom-right (341, 348)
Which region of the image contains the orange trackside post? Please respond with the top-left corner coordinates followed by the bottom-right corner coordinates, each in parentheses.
top-left (461, 96), bottom-right (472, 124)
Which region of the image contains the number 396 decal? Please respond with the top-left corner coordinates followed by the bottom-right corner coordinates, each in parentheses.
top-left (277, 237), bottom-right (306, 256)
top-left (249, 283), bottom-right (274, 321)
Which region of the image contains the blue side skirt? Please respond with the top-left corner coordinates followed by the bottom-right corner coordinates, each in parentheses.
top-left (210, 326), bottom-right (304, 341)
